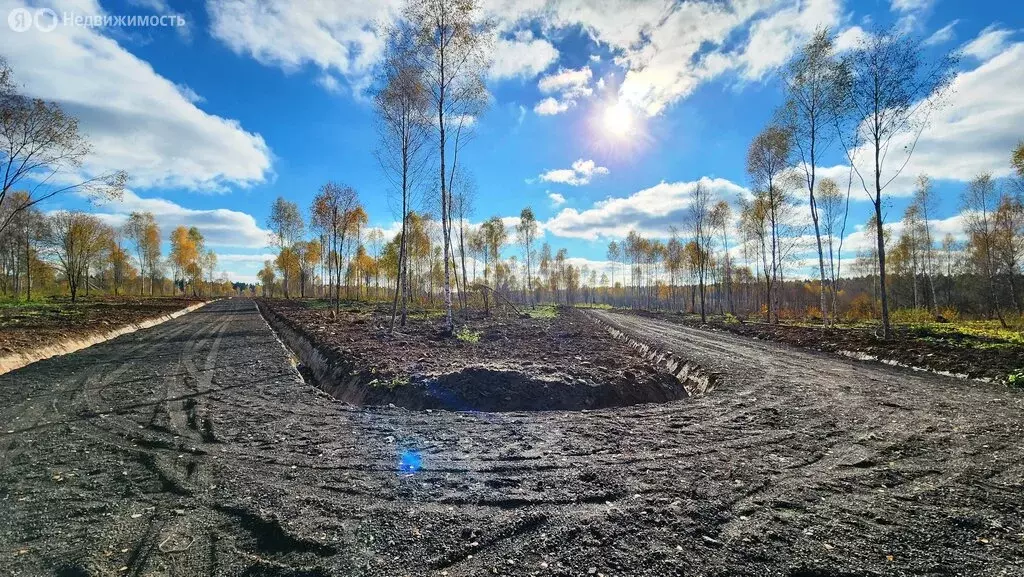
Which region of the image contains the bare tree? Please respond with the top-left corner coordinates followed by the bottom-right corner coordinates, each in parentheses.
top-left (451, 167), bottom-right (475, 312)
top-left (375, 25), bottom-right (431, 329)
top-left (0, 58), bottom-right (124, 236)
top-left (688, 181), bottom-right (714, 323)
top-left (910, 175), bottom-right (939, 314)
top-left (606, 240), bottom-right (620, 304)
top-left (817, 177), bottom-right (846, 319)
top-left (709, 200), bottom-right (733, 315)
top-left (406, 0), bottom-right (492, 334)
top-left (962, 173), bottom-right (1006, 326)
top-left (479, 216), bottom-right (506, 314)
top-left (842, 27), bottom-right (957, 337)
top-left (747, 125), bottom-right (793, 323)
top-left (517, 207), bottom-right (538, 307)
top-left (779, 29), bottom-right (847, 326)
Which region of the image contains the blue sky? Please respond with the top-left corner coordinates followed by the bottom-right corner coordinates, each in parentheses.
top-left (2, 0), bottom-right (1022, 283)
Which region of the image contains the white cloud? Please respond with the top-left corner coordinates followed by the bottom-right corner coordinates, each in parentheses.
top-left (889, 0), bottom-right (932, 13)
top-left (175, 83), bottom-right (205, 103)
top-left (961, 25), bottom-right (1015, 60)
top-left (207, 0), bottom-right (401, 94)
top-left (0, 0), bottom-right (273, 191)
top-left (544, 176), bottom-right (748, 240)
top-left (538, 159), bottom-right (609, 186)
top-left (538, 67), bottom-right (593, 98)
top-left (491, 30), bottom-right (558, 79)
top-left (90, 189), bottom-right (272, 248)
top-left (547, 192), bottom-right (566, 206)
top-left (614, 0), bottom-right (841, 116)
top-left (735, 0), bottom-right (841, 82)
top-left (533, 66), bottom-right (593, 115)
top-left (835, 26), bottom-right (868, 53)
top-left (923, 20), bottom-right (959, 46)
top-left (533, 97), bottom-right (571, 116)
top-left (207, 0), bottom-right (848, 118)
top-left (844, 41), bottom-right (1024, 196)
top-left (317, 73), bottom-right (343, 93)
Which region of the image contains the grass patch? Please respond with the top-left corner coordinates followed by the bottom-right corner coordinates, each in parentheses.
top-left (904, 320), bottom-right (1024, 349)
top-left (455, 327), bottom-right (481, 343)
top-left (526, 305), bottom-right (559, 319)
top-left (575, 303), bottom-right (613, 310)
top-left (407, 309), bottom-right (446, 320)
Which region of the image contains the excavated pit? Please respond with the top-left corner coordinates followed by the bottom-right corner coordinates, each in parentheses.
top-left (589, 312), bottom-right (718, 397)
top-left (256, 301), bottom-right (710, 412)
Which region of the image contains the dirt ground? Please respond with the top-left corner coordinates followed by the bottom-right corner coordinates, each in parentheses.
top-left (258, 299), bottom-right (685, 411)
top-left (0, 296), bottom-right (200, 355)
top-left (629, 309), bottom-right (1024, 383)
top-left (1, 299), bottom-right (1022, 576)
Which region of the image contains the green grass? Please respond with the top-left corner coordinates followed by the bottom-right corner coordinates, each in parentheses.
top-left (905, 321), bottom-right (1024, 349)
top-left (455, 327), bottom-right (481, 343)
top-left (574, 302), bottom-right (613, 310)
top-left (526, 304), bottom-right (559, 318)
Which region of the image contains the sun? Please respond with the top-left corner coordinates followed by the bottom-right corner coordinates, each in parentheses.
top-left (602, 102), bottom-right (634, 138)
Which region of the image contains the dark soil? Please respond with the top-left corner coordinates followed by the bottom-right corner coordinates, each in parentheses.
top-left (629, 309), bottom-right (1024, 382)
top-left (1, 299), bottom-right (1021, 576)
top-left (0, 296), bottom-right (201, 355)
top-left (257, 299), bottom-right (687, 411)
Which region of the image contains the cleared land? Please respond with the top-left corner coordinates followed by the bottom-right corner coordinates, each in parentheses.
top-left (627, 309), bottom-right (1024, 383)
top-left (0, 297), bottom-right (202, 357)
top-left (1, 298), bottom-right (1022, 576)
top-left (257, 299), bottom-right (686, 411)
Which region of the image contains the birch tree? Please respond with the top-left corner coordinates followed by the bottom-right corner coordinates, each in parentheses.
top-left (406, 0), bottom-right (491, 334)
top-left (779, 29), bottom-right (847, 325)
top-left (843, 27), bottom-right (957, 337)
top-left (747, 125), bottom-right (792, 323)
top-left (376, 23), bottom-right (430, 329)
top-left (517, 207), bottom-right (538, 307)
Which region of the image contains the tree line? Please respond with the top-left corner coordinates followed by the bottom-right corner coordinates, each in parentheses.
top-left (261, 12), bottom-right (1023, 337)
top-left (0, 196), bottom-right (231, 301)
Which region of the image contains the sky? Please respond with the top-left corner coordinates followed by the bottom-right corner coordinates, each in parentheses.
top-left (1, 0), bottom-right (1022, 284)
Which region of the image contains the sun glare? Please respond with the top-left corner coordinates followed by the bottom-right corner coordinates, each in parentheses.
top-left (602, 102), bottom-right (634, 139)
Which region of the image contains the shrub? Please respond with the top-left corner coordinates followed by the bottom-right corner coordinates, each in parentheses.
top-left (455, 327), bottom-right (481, 343)
top-left (1008, 369), bottom-right (1024, 389)
top-left (890, 308), bottom-right (934, 326)
top-left (804, 306), bottom-right (823, 323)
top-left (845, 293), bottom-right (877, 322)
top-left (938, 307), bottom-right (961, 323)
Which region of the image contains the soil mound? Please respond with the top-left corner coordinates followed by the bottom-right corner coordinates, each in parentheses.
top-left (258, 300), bottom-right (691, 412)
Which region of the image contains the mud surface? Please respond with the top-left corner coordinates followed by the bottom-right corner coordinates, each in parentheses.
top-left (629, 310), bottom-right (1024, 382)
top-left (2, 299), bottom-right (1022, 576)
top-left (0, 297), bottom-right (200, 355)
top-left (259, 299), bottom-right (685, 411)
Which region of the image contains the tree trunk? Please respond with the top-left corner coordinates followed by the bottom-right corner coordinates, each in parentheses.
top-left (24, 235), bottom-right (31, 301)
top-left (873, 132), bottom-right (892, 338)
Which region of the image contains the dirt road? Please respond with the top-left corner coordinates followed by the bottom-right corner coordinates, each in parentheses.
top-left (2, 301), bottom-right (1021, 576)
